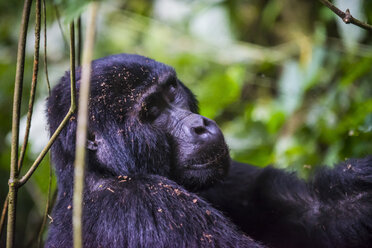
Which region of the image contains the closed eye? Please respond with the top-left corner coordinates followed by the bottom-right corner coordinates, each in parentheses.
top-left (140, 93), bottom-right (166, 122)
top-left (165, 81), bottom-right (178, 102)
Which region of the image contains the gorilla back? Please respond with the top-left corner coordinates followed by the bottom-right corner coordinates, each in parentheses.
top-left (45, 54), bottom-right (263, 248)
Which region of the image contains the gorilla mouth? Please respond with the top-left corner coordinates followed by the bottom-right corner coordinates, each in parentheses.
top-left (187, 148), bottom-right (229, 170)
top-left (176, 146), bottom-right (230, 191)
top-left (184, 145), bottom-right (230, 171)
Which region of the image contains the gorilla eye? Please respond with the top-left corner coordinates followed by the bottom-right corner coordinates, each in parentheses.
top-left (169, 80), bottom-right (177, 88)
top-left (140, 104), bottom-right (161, 121)
top-left (148, 105), bottom-right (160, 118)
top-left (140, 95), bottom-right (165, 122)
top-left (166, 81), bottom-right (178, 102)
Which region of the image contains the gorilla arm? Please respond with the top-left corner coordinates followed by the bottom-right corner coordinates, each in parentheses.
top-left (200, 157), bottom-right (372, 248)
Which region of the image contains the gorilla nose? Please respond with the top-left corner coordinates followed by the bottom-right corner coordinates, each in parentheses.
top-left (189, 115), bottom-right (220, 141)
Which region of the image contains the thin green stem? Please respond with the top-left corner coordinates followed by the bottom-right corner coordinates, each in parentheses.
top-left (17, 12), bottom-right (78, 188)
top-left (77, 16), bottom-right (82, 66)
top-left (42, 0), bottom-right (51, 95)
top-left (17, 108), bottom-right (75, 186)
top-left (7, 0), bottom-right (33, 247)
top-left (73, 3), bottom-right (98, 248)
top-left (53, 4), bottom-right (68, 47)
top-left (18, 0), bottom-right (42, 172)
top-left (70, 22), bottom-right (77, 108)
top-left (0, 195), bottom-right (8, 238)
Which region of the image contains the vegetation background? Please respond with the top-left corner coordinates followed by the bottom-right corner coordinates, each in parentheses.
top-left (0, 0), bottom-right (371, 246)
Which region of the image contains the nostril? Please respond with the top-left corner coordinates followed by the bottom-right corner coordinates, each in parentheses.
top-left (193, 126), bottom-right (207, 135)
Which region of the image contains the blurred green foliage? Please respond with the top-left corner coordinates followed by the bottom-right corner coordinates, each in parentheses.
top-left (0, 0), bottom-right (372, 246)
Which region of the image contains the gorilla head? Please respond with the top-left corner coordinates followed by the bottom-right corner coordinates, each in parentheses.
top-left (48, 54), bottom-right (230, 191)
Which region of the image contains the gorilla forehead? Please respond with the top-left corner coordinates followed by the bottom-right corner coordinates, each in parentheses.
top-left (90, 54), bottom-right (175, 102)
top-left (86, 54), bottom-right (176, 121)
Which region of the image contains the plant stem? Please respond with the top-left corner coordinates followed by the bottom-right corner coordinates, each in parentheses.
top-left (0, 195), bottom-right (8, 238)
top-left (53, 4), bottom-right (68, 48)
top-left (42, 0), bottom-right (51, 95)
top-left (77, 16), bottom-right (82, 66)
top-left (18, 0), bottom-right (41, 172)
top-left (18, 107), bottom-right (75, 186)
top-left (318, 0), bottom-right (372, 31)
top-left (73, 3), bottom-right (98, 248)
top-left (70, 22), bottom-right (77, 108)
top-left (7, 0), bottom-right (33, 247)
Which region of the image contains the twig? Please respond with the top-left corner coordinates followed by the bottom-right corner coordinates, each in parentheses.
top-left (18, 0), bottom-right (42, 172)
top-left (17, 107), bottom-right (75, 186)
top-left (318, 0), bottom-right (372, 31)
top-left (53, 4), bottom-right (68, 48)
top-left (7, 0), bottom-right (33, 246)
top-left (0, 195), bottom-right (8, 239)
top-left (17, 5), bottom-right (80, 188)
top-left (77, 16), bottom-right (82, 66)
top-left (70, 22), bottom-right (77, 110)
top-left (73, 3), bottom-right (98, 248)
top-left (16, 64), bottom-right (77, 186)
top-left (42, 0), bottom-right (51, 95)
top-left (17, 10), bottom-right (78, 187)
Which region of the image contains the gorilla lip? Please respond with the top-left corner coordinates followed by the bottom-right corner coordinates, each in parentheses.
top-left (185, 146), bottom-right (229, 170)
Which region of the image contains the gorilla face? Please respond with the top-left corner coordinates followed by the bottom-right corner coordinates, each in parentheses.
top-left (57, 54), bottom-right (230, 190)
top-left (137, 72), bottom-right (230, 190)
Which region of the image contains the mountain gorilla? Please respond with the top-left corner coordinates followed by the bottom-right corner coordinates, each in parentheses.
top-left (46, 54), bottom-right (263, 248)
top-left (46, 54), bottom-right (372, 248)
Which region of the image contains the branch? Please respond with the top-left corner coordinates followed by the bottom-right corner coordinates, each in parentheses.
top-left (70, 22), bottom-right (77, 109)
top-left (7, 0), bottom-right (33, 246)
top-left (319, 0), bottom-right (372, 31)
top-left (77, 16), bottom-right (82, 66)
top-left (73, 3), bottom-right (98, 248)
top-left (17, 108), bottom-right (75, 186)
top-left (53, 4), bottom-right (68, 48)
top-left (18, 0), bottom-right (42, 172)
top-left (0, 195), bottom-right (8, 239)
top-left (17, 7), bottom-right (78, 187)
top-left (42, 0), bottom-right (51, 95)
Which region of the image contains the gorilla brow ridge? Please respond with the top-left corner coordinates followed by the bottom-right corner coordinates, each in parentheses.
top-left (130, 84), bottom-right (159, 117)
top-left (131, 72), bottom-right (177, 117)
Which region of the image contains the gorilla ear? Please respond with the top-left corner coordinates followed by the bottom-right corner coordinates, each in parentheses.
top-left (87, 132), bottom-right (98, 151)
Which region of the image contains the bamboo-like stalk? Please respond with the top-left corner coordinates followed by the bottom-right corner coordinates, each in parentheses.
top-left (70, 22), bottom-right (77, 110)
top-left (18, 0), bottom-right (42, 172)
top-left (53, 4), bottom-right (68, 47)
top-left (17, 105), bottom-right (76, 186)
top-left (42, 0), bottom-right (51, 95)
top-left (17, 10), bottom-right (77, 188)
top-left (73, 3), bottom-right (98, 248)
top-left (7, 0), bottom-right (33, 246)
top-left (0, 195), bottom-right (8, 238)
top-left (77, 16), bottom-right (82, 66)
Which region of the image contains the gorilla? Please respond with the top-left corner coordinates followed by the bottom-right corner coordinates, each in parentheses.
top-left (45, 53), bottom-right (372, 248)
top-left (45, 54), bottom-right (263, 248)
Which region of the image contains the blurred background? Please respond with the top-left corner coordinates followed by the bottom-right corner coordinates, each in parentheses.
top-left (0, 0), bottom-right (372, 246)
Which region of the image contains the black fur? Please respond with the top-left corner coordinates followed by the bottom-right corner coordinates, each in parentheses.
top-left (201, 158), bottom-right (372, 248)
top-left (45, 54), bottom-right (263, 248)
